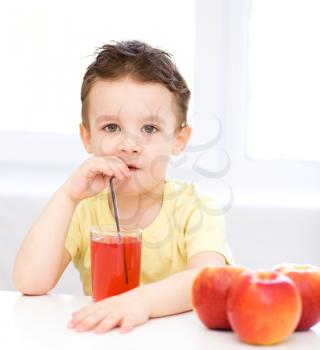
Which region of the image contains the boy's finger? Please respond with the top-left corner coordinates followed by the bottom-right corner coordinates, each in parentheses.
top-left (109, 157), bottom-right (132, 175)
top-left (73, 313), bottom-right (105, 332)
top-left (68, 310), bottom-right (106, 329)
top-left (113, 162), bottom-right (131, 177)
top-left (107, 164), bottom-right (126, 180)
top-left (120, 316), bottom-right (135, 333)
top-left (104, 156), bottom-right (129, 170)
top-left (93, 313), bottom-right (122, 333)
top-left (71, 305), bottom-right (97, 324)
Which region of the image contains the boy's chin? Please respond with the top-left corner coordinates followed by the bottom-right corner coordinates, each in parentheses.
top-left (113, 178), bottom-right (162, 196)
top-left (113, 180), bottom-right (144, 194)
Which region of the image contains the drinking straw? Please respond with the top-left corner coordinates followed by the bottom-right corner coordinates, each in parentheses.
top-left (109, 176), bottom-right (129, 284)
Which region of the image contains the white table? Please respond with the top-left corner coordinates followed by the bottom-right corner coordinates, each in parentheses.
top-left (0, 291), bottom-right (319, 350)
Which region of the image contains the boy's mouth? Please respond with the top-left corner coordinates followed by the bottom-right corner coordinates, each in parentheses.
top-left (128, 165), bottom-right (139, 172)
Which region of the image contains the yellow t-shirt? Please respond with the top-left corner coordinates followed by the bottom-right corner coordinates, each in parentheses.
top-left (65, 177), bottom-right (233, 295)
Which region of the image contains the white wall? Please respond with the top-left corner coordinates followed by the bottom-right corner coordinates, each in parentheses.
top-left (0, 192), bottom-right (83, 294)
top-left (226, 207), bottom-right (320, 269)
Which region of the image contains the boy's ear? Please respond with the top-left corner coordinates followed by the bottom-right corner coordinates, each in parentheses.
top-left (171, 124), bottom-right (192, 156)
top-left (79, 122), bottom-right (93, 153)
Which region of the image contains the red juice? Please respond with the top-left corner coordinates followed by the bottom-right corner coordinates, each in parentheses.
top-left (90, 235), bottom-right (142, 302)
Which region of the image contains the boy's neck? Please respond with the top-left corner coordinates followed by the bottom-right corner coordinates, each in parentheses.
top-left (107, 179), bottom-right (165, 227)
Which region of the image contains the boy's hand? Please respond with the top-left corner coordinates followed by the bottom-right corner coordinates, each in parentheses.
top-left (68, 288), bottom-right (151, 333)
top-left (61, 156), bottom-right (132, 203)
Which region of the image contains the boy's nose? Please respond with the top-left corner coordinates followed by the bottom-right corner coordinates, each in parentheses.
top-left (118, 136), bottom-right (142, 154)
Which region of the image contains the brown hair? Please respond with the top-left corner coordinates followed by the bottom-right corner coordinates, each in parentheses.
top-left (80, 40), bottom-right (191, 130)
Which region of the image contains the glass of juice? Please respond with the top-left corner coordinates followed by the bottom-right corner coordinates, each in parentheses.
top-left (90, 224), bottom-right (142, 302)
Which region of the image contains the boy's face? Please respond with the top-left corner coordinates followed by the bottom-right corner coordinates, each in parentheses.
top-left (80, 77), bottom-right (191, 195)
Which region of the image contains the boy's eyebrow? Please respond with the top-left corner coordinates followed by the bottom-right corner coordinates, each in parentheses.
top-left (96, 114), bottom-right (166, 124)
top-left (95, 115), bottom-right (117, 124)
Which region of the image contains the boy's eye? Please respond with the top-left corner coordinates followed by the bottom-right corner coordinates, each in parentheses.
top-left (104, 123), bottom-right (120, 133)
top-left (142, 125), bottom-right (158, 134)
top-left (103, 123), bottom-right (158, 134)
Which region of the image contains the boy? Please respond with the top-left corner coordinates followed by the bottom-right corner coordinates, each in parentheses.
top-left (13, 40), bottom-right (232, 333)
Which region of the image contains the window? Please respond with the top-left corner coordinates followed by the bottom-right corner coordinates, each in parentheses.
top-left (193, 0), bottom-right (320, 208)
top-left (247, 0), bottom-right (320, 162)
top-left (0, 0), bottom-right (196, 169)
top-left (0, 0), bottom-right (195, 133)
top-left (0, 0), bottom-right (198, 201)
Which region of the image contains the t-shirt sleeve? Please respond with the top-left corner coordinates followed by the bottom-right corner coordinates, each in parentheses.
top-left (184, 197), bottom-right (233, 264)
top-left (65, 208), bottom-right (82, 261)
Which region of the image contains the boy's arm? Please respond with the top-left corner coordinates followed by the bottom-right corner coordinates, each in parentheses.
top-left (13, 156), bottom-right (131, 295)
top-left (69, 251), bottom-right (225, 333)
top-left (142, 251), bottom-right (226, 317)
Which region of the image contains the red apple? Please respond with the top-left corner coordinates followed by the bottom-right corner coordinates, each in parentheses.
top-left (274, 263), bottom-right (320, 331)
top-left (192, 265), bottom-right (246, 329)
top-left (227, 270), bottom-right (302, 345)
